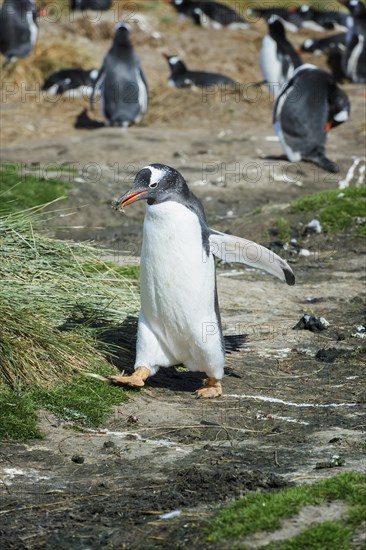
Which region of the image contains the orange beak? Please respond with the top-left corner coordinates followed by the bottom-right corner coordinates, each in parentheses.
top-left (113, 190), bottom-right (148, 209)
top-left (325, 121), bottom-right (332, 132)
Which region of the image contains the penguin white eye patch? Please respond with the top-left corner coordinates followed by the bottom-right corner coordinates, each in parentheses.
top-left (149, 181), bottom-right (158, 189)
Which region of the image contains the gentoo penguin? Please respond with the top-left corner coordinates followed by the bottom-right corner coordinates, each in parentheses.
top-left (342, 0), bottom-right (366, 83)
top-left (273, 64), bottom-right (350, 173)
top-left (91, 24), bottom-right (148, 127)
top-left (165, 55), bottom-right (237, 88)
top-left (70, 0), bottom-right (112, 10)
top-left (247, 7), bottom-right (302, 33)
top-left (297, 5), bottom-right (349, 31)
top-left (260, 17), bottom-right (303, 97)
top-left (0, 0), bottom-right (38, 66)
top-left (167, 0), bottom-right (249, 29)
top-left (42, 68), bottom-right (99, 97)
top-left (110, 164), bottom-right (295, 398)
top-left (300, 33), bottom-right (347, 55)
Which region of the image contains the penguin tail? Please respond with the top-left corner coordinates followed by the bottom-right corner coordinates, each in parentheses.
top-left (224, 334), bottom-right (247, 354)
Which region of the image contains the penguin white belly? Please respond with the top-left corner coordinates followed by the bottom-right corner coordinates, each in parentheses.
top-left (137, 201), bottom-right (224, 377)
top-left (26, 12), bottom-right (38, 48)
top-left (260, 35), bottom-right (282, 95)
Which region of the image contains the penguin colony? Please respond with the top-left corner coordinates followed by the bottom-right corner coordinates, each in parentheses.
top-left (1, 0), bottom-right (364, 397)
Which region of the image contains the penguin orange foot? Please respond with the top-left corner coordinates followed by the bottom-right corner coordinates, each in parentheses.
top-left (195, 378), bottom-right (222, 399)
top-left (108, 367), bottom-right (150, 388)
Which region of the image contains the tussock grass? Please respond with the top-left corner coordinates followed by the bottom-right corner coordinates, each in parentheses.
top-left (1, 39), bottom-right (98, 90)
top-left (0, 209), bottom-right (139, 388)
top-left (206, 472), bottom-right (366, 545)
top-left (290, 187), bottom-right (366, 234)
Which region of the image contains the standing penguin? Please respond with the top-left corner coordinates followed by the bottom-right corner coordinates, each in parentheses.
top-left (165, 54), bottom-right (237, 88)
top-left (0, 0), bottom-right (38, 66)
top-left (260, 17), bottom-right (303, 97)
top-left (342, 0), bottom-right (366, 82)
top-left (91, 24), bottom-right (148, 127)
top-left (273, 64), bottom-right (350, 173)
top-left (110, 165), bottom-right (295, 398)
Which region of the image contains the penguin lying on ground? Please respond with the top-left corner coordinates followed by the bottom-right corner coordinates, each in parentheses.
top-left (342, 0), bottom-right (366, 82)
top-left (247, 7), bottom-right (302, 33)
top-left (167, 0), bottom-right (249, 29)
top-left (0, 0), bottom-right (38, 67)
top-left (42, 68), bottom-right (99, 97)
top-left (70, 0), bottom-right (112, 10)
top-left (110, 164), bottom-right (295, 398)
top-left (300, 33), bottom-right (347, 55)
top-left (165, 54), bottom-right (237, 88)
top-left (273, 64), bottom-right (350, 173)
top-left (91, 24), bottom-right (148, 127)
top-left (260, 17), bottom-right (303, 97)
top-left (297, 5), bottom-right (349, 31)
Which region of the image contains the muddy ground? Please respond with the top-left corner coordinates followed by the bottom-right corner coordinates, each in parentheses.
top-left (1, 3), bottom-right (366, 549)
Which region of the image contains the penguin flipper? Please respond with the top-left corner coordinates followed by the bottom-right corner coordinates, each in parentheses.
top-left (209, 231), bottom-right (295, 285)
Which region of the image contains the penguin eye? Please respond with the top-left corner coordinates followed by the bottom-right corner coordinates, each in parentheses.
top-left (149, 181), bottom-right (158, 189)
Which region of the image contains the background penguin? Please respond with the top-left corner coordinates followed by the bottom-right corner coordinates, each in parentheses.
top-left (110, 164), bottom-right (295, 398)
top-left (42, 68), bottom-right (99, 97)
top-left (247, 7), bottom-right (302, 33)
top-left (273, 64), bottom-right (350, 173)
top-left (297, 5), bottom-right (349, 31)
top-left (260, 17), bottom-right (303, 97)
top-left (165, 54), bottom-right (237, 88)
top-left (91, 24), bottom-right (148, 128)
top-left (70, 0), bottom-right (112, 10)
top-left (167, 0), bottom-right (249, 29)
top-left (342, 0), bottom-right (366, 82)
top-left (0, 0), bottom-right (38, 67)
top-left (300, 33), bottom-right (347, 55)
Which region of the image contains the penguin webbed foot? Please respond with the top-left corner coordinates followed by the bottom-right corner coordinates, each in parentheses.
top-left (195, 377), bottom-right (222, 399)
top-left (108, 366), bottom-right (150, 388)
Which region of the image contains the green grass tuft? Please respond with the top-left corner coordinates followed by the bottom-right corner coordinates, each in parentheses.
top-left (273, 218), bottom-right (290, 242)
top-left (0, 163), bottom-right (71, 213)
top-left (265, 521), bottom-right (353, 550)
top-left (290, 187), bottom-right (366, 234)
top-left (0, 390), bottom-right (44, 440)
top-left (0, 365), bottom-right (129, 440)
top-left (206, 472), bottom-right (366, 544)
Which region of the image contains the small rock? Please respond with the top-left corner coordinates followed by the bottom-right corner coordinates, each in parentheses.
top-left (127, 415), bottom-right (139, 424)
top-left (315, 454), bottom-right (345, 469)
top-left (159, 510), bottom-right (182, 520)
top-left (71, 455), bottom-right (84, 464)
top-left (337, 333), bottom-right (346, 341)
top-left (299, 248), bottom-right (312, 257)
top-left (315, 348), bottom-right (342, 363)
top-left (306, 219), bottom-right (322, 234)
top-left (103, 440), bottom-right (116, 450)
top-left (293, 314), bottom-right (329, 332)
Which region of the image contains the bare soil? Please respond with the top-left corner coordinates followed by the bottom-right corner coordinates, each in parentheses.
top-left (1, 5), bottom-right (366, 549)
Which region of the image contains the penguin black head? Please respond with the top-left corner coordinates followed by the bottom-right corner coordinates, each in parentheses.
top-left (113, 23), bottom-right (132, 48)
top-left (113, 164), bottom-right (189, 209)
top-left (268, 16), bottom-right (286, 39)
top-left (164, 54), bottom-right (186, 75)
top-left (346, 0), bottom-right (366, 16)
